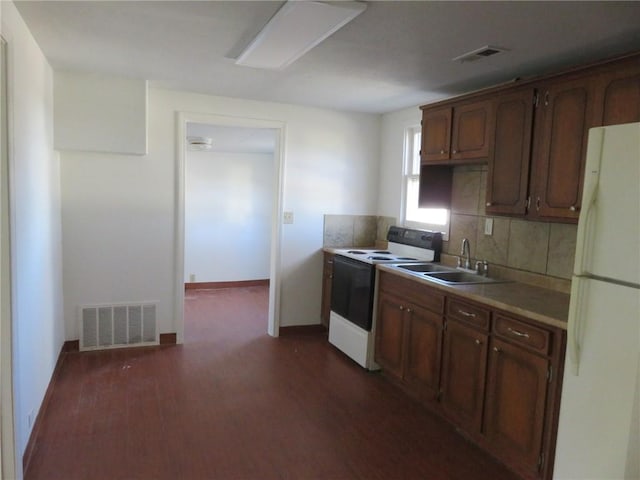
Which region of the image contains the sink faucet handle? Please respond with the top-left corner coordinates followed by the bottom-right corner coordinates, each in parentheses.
top-left (475, 260), bottom-right (483, 274)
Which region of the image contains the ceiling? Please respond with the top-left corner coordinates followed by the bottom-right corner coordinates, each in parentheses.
top-left (14, 1), bottom-right (640, 114)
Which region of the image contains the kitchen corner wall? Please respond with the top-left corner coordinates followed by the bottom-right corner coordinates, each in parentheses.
top-left (445, 165), bottom-right (577, 280)
top-left (323, 215), bottom-right (396, 248)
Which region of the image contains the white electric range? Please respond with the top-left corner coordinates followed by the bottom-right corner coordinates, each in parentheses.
top-left (329, 226), bottom-right (443, 369)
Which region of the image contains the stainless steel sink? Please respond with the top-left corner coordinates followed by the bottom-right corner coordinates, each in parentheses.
top-left (423, 271), bottom-right (508, 285)
top-left (398, 263), bottom-right (456, 273)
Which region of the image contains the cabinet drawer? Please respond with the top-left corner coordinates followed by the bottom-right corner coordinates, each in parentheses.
top-left (446, 297), bottom-right (490, 331)
top-left (493, 314), bottom-right (550, 355)
top-left (379, 272), bottom-right (444, 315)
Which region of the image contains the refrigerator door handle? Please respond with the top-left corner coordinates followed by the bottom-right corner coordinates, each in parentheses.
top-left (573, 128), bottom-right (603, 276)
top-left (567, 276), bottom-right (586, 375)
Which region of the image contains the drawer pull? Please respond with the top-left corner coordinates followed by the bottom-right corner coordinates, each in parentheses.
top-left (507, 327), bottom-right (530, 339)
top-left (399, 305), bottom-right (404, 311)
top-left (475, 339), bottom-right (482, 345)
top-left (458, 309), bottom-right (476, 318)
top-left (493, 347), bottom-right (501, 353)
top-left (406, 308), bottom-right (412, 313)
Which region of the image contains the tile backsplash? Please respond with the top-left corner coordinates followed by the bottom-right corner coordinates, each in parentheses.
top-left (324, 215), bottom-right (396, 248)
top-left (445, 165), bottom-right (577, 280)
top-left (323, 165), bottom-right (577, 290)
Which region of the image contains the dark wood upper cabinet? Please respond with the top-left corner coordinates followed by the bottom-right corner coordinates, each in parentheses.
top-left (529, 76), bottom-right (597, 221)
top-left (421, 100), bottom-right (492, 165)
top-left (597, 59), bottom-right (640, 126)
top-left (420, 51), bottom-right (640, 223)
top-left (421, 107), bottom-right (452, 163)
top-left (486, 88), bottom-right (535, 216)
top-left (450, 100), bottom-right (492, 161)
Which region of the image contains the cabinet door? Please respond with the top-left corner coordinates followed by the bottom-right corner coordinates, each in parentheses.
top-left (486, 89), bottom-right (534, 215)
top-left (421, 107), bottom-right (452, 164)
top-left (599, 62), bottom-right (640, 126)
top-left (375, 292), bottom-right (406, 379)
top-left (404, 304), bottom-right (443, 402)
top-left (484, 337), bottom-right (549, 475)
top-left (320, 253), bottom-right (334, 327)
top-left (450, 100), bottom-right (492, 162)
top-left (440, 319), bottom-right (488, 433)
top-left (530, 76), bottom-right (597, 221)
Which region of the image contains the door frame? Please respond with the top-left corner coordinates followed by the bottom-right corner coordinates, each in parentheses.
top-left (174, 112), bottom-right (286, 341)
top-left (0, 34), bottom-right (18, 480)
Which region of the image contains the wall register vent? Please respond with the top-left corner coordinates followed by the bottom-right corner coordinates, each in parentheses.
top-left (80, 302), bottom-right (158, 351)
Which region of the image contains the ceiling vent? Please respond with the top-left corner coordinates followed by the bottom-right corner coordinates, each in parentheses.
top-left (452, 45), bottom-right (508, 63)
top-left (187, 136), bottom-right (213, 151)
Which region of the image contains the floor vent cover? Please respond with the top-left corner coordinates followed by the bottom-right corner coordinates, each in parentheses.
top-left (80, 302), bottom-right (158, 351)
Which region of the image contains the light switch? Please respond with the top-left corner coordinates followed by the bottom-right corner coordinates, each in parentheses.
top-left (283, 211), bottom-right (294, 224)
top-left (484, 218), bottom-right (494, 236)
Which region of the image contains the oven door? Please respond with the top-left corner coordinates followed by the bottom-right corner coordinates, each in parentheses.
top-left (330, 255), bottom-right (376, 331)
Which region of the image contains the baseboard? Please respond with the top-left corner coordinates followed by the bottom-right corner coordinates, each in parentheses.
top-left (23, 341), bottom-right (73, 474)
top-left (159, 333), bottom-right (177, 345)
top-left (279, 325), bottom-right (328, 336)
top-left (185, 279), bottom-right (269, 290)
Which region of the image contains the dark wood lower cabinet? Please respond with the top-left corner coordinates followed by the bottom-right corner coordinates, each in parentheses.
top-left (404, 304), bottom-right (443, 403)
top-left (320, 252), bottom-right (334, 327)
top-left (375, 273), bottom-right (566, 480)
top-left (375, 292), bottom-right (406, 379)
top-left (439, 319), bottom-right (488, 432)
top-left (484, 337), bottom-right (550, 475)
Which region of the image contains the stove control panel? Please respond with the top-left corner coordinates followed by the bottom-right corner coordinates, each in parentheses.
top-left (387, 226), bottom-right (443, 253)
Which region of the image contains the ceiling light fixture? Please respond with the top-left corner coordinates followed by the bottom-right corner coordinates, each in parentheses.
top-left (235, 1), bottom-right (367, 70)
top-left (452, 45), bottom-right (508, 63)
top-left (187, 136), bottom-right (213, 151)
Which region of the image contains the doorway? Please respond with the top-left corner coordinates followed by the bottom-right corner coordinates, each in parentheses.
top-left (174, 113), bottom-right (285, 343)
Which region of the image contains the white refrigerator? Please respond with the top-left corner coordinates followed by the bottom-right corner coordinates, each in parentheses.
top-left (553, 122), bottom-right (640, 480)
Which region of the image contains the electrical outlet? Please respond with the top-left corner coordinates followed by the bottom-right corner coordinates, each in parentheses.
top-left (283, 211), bottom-right (294, 224)
top-left (189, 273), bottom-right (196, 283)
top-left (484, 218), bottom-right (494, 236)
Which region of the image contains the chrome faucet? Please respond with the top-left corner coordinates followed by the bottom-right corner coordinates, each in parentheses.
top-left (460, 238), bottom-right (471, 270)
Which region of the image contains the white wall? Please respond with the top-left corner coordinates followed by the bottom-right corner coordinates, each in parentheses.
top-left (184, 151), bottom-right (273, 283)
top-left (54, 71), bottom-right (148, 155)
top-left (377, 106), bottom-right (421, 219)
top-left (1, 0), bottom-right (64, 463)
top-left (61, 85), bottom-right (381, 337)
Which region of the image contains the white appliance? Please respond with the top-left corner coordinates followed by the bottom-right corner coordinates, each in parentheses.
top-left (553, 123), bottom-right (640, 479)
top-left (328, 227), bottom-right (442, 370)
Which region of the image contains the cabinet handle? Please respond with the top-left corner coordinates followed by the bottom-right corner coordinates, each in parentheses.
top-left (440, 149), bottom-right (445, 154)
top-left (507, 327), bottom-right (530, 339)
top-left (399, 305), bottom-right (404, 311)
top-left (329, 274), bottom-right (333, 279)
top-left (569, 205), bottom-right (579, 212)
top-left (327, 260), bottom-right (333, 264)
top-left (486, 202), bottom-right (492, 207)
top-left (452, 149), bottom-right (457, 154)
top-left (458, 309), bottom-right (476, 318)
top-left (406, 308), bottom-right (412, 313)
top-left (544, 91), bottom-right (549, 106)
top-left (536, 196), bottom-right (541, 211)
top-left (493, 347), bottom-right (501, 353)
top-left (475, 339), bottom-right (482, 345)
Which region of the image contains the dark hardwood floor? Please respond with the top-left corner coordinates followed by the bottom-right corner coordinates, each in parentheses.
top-left (25, 286), bottom-right (519, 480)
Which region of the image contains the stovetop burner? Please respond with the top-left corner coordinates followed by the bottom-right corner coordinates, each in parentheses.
top-left (347, 250), bottom-right (366, 254)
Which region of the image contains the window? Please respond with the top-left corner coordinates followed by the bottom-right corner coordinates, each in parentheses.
top-left (403, 126), bottom-right (450, 239)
